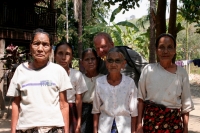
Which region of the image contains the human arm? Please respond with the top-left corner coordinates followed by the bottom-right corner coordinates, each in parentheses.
top-left (59, 90), bottom-right (69, 133)
top-left (182, 112), bottom-right (189, 133)
top-left (11, 96), bottom-right (20, 133)
top-left (136, 99), bottom-right (144, 133)
top-left (131, 116), bottom-right (137, 133)
top-left (75, 94), bottom-right (82, 133)
top-left (93, 113), bottom-right (100, 133)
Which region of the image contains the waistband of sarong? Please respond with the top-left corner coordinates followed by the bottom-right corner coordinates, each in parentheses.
top-left (144, 100), bottom-right (166, 110)
top-left (69, 103), bottom-right (76, 107)
top-left (16, 126), bottom-right (64, 133)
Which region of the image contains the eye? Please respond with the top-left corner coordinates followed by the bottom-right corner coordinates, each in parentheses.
top-left (115, 59), bottom-right (122, 63)
top-left (107, 59), bottom-right (114, 63)
top-left (42, 42), bottom-right (50, 47)
top-left (84, 58), bottom-right (90, 62)
top-left (91, 57), bottom-right (96, 61)
top-left (58, 52), bottom-right (63, 56)
top-left (32, 41), bottom-right (40, 46)
top-left (158, 46), bottom-right (165, 50)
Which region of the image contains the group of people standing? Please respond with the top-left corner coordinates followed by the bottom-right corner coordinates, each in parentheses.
top-left (7, 28), bottom-right (194, 133)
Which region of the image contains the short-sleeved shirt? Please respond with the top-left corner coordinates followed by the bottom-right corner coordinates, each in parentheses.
top-left (138, 63), bottom-right (194, 114)
top-left (67, 68), bottom-right (88, 103)
top-left (92, 75), bottom-right (138, 133)
top-left (82, 74), bottom-right (103, 103)
top-left (7, 62), bottom-right (72, 130)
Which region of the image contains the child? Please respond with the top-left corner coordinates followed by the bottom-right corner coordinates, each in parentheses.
top-left (54, 42), bottom-right (88, 133)
top-left (92, 47), bottom-right (138, 133)
top-left (80, 48), bottom-right (103, 133)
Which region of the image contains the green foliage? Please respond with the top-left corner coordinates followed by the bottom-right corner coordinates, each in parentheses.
top-left (179, 0), bottom-right (200, 33)
top-left (55, 0), bottom-right (109, 58)
top-left (103, 0), bottom-right (140, 12)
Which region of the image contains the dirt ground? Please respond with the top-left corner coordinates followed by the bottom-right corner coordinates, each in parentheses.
top-left (0, 74), bottom-right (200, 133)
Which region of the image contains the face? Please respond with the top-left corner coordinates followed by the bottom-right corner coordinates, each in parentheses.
top-left (106, 52), bottom-right (126, 74)
top-left (81, 50), bottom-right (98, 72)
top-left (94, 36), bottom-right (114, 59)
top-left (156, 36), bottom-right (176, 61)
top-left (54, 44), bottom-right (73, 68)
top-left (30, 33), bottom-right (51, 63)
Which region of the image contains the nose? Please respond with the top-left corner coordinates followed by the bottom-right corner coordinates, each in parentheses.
top-left (37, 44), bottom-right (43, 51)
top-left (61, 54), bottom-right (66, 60)
top-left (163, 48), bottom-right (168, 53)
top-left (99, 48), bottom-right (104, 52)
top-left (88, 59), bottom-right (92, 63)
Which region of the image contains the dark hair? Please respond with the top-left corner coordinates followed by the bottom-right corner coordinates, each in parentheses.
top-left (81, 48), bottom-right (100, 72)
top-left (107, 47), bottom-right (125, 59)
top-left (54, 41), bottom-right (73, 56)
top-left (82, 48), bottom-right (98, 60)
top-left (93, 32), bottom-right (113, 44)
top-left (155, 33), bottom-right (176, 48)
top-left (155, 33), bottom-right (176, 63)
top-left (30, 28), bottom-right (53, 46)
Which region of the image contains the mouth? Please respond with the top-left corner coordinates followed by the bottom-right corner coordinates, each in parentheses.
top-left (36, 54), bottom-right (45, 57)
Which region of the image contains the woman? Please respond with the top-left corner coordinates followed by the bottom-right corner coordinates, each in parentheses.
top-left (137, 33), bottom-right (194, 133)
top-left (54, 42), bottom-right (88, 133)
top-left (92, 47), bottom-right (138, 133)
top-left (80, 48), bottom-right (103, 133)
top-left (7, 28), bottom-right (72, 133)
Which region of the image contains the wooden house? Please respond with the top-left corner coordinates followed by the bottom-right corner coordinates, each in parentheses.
top-left (0, 0), bottom-right (57, 112)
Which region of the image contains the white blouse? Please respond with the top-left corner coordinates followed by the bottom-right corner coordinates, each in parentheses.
top-left (138, 63), bottom-right (194, 114)
top-left (67, 68), bottom-right (88, 103)
top-left (92, 75), bottom-right (138, 133)
top-left (82, 74), bottom-right (103, 103)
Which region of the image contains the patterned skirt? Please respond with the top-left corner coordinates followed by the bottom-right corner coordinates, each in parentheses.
top-left (81, 103), bottom-right (93, 133)
top-left (69, 103), bottom-right (78, 133)
top-left (143, 101), bottom-right (183, 133)
top-left (16, 127), bottom-right (64, 133)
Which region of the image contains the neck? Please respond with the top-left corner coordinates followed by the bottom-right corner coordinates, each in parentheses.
top-left (64, 67), bottom-right (70, 75)
top-left (30, 60), bottom-right (48, 70)
top-left (107, 73), bottom-right (122, 81)
top-left (159, 61), bottom-right (174, 69)
top-left (85, 70), bottom-right (98, 78)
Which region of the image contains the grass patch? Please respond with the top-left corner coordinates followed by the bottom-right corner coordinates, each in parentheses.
top-left (190, 63), bottom-right (200, 74)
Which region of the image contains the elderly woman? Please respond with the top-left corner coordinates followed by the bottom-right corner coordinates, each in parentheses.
top-left (7, 28), bottom-right (72, 133)
top-left (137, 33), bottom-right (194, 133)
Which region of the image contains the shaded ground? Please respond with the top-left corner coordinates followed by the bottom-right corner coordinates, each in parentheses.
top-left (0, 74), bottom-right (200, 133)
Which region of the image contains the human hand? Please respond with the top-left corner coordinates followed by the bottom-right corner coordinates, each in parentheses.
top-left (136, 124), bottom-right (143, 133)
top-left (183, 127), bottom-right (188, 133)
top-left (75, 127), bottom-right (81, 133)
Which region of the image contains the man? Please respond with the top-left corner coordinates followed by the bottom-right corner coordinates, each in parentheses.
top-left (93, 32), bottom-right (148, 86)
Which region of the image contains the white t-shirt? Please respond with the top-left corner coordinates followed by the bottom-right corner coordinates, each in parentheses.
top-left (67, 68), bottom-right (88, 103)
top-left (82, 74), bottom-right (103, 103)
top-left (7, 62), bottom-right (72, 130)
top-left (138, 63), bottom-right (194, 113)
top-left (92, 75), bottom-right (138, 133)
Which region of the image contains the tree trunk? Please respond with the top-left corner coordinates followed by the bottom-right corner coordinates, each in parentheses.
top-left (78, 0), bottom-right (82, 59)
top-left (0, 39), bottom-right (5, 111)
top-left (168, 0), bottom-right (177, 39)
top-left (149, 0), bottom-right (156, 63)
top-left (156, 0), bottom-right (167, 38)
top-left (85, 0), bottom-right (93, 22)
top-left (66, 0), bottom-right (69, 42)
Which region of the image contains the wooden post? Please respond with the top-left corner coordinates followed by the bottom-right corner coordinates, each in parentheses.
top-left (0, 39), bottom-right (5, 112)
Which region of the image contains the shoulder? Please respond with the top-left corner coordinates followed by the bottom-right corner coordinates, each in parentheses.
top-left (49, 62), bottom-right (66, 73)
top-left (176, 65), bottom-right (188, 76)
top-left (70, 68), bottom-right (82, 75)
top-left (143, 63), bottom-right (158, 71)
top-left (96, 75), bottom-right (106, 83)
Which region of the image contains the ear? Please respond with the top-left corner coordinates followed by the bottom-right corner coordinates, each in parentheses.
top-left (121, 60), bottom-right (127, 69)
